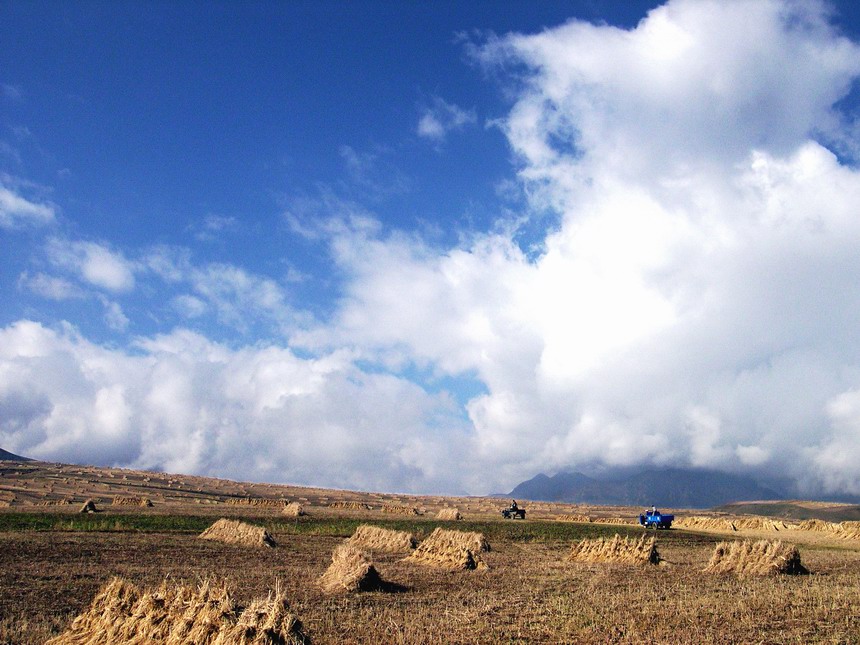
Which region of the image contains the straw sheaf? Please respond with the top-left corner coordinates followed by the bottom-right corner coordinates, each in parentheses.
top-left (45, 576), bottom-right (308, 644)
top-left (112, 496), bottom-right (153, 507)
top-left (226, 497), bottom-right (287, 508)
top-left (674, 516), bottom-right (739, 531)
top-left (703, 539), bottom-right (807, 576)
top-left (319, 544), bottom-right (384, 594)
top-left (78, 499), bottom-right (98, 514)
top-left (199, 519), bottom-right (277, 548)
top-left (404, 528), bottom-right (490, 571)
top-left (555, 514), bottom-right (593, 523)
top-left (567, 534), bottom-right (660, 565)
top-left (593, 517), bottom-right (635, 525)
top-left (328, 501), bottom-right (373, 510)
top-left (436, 508), bottom-right (462, 520)
top-left (39, 498), bottom-right (73, 507)
top-left (282, 502), bottom-right (305, 517)
top-left (347, 525), bottom-right (417, 552)
top-left (381, 504), bottom-right (420, 515)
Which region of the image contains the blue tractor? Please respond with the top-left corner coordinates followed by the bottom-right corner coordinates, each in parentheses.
top-left (639, 507), bottom-right (673, 529)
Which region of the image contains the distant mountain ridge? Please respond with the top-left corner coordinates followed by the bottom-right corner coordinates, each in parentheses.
top-left (0, 448), bottom-right (32, 462)
top-left (509, 468), bottom-right (783, 509)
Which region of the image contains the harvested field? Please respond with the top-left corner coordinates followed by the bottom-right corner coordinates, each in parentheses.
top-left (404, 527), bottom-right (489, 571)
top-left (568, 534), bottom-right (660, 565)
top-left (346, 524), bottom-right (416, 553)
top-left (199, 518), bottom-right (276, 548)
top-left (436, 508), bottom-right (461, 520)
top-left (703, 539), bottom-right (807, 576)
top-left (44, 576), bottom-right (308, 644)
top-left (318, 544), bottom-right (385, 594)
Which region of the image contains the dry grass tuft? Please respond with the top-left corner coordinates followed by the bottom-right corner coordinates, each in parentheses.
top-left (199, 519), bottom-right (276, 548)
top-left (347, 524), bottom-right (417, 553)
top-left (567, 534), bottom-right (660, 565)
top-left (78, 499), bottom-right (98, 514)
top-left (404, 527), bottom-right (490, 571)
top-left (703, 539), bottom-right (808, 576)
top-left (111, 496), bottom-right (153, 507)
top-left (44, 576), bottom-right (308, 644)
top-left (318, 544), bottom-right (385, 594)
top-left (282, 502), bottom-right (305, 517)
top-left (436, 508), bottom-right (462, 520)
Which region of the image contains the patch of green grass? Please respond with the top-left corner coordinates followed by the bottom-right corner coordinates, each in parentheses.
top-left (0, 512), bottom-right (720, 548)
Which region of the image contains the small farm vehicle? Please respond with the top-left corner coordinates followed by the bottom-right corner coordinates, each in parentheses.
top-left (638, 508), bottom-right (673, 529)
top-left (501, 502), bottom-right (526, 519)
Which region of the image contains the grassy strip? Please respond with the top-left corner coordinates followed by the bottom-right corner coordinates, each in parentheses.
top-left (0, 512), bottom-right (715, 547)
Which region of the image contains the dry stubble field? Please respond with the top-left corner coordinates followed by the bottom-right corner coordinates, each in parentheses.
top-left (0, 462), bottom-right (859, 643)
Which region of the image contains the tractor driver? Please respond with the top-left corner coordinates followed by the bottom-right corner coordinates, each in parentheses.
top-left (511, 499), bottom-right (518, 511)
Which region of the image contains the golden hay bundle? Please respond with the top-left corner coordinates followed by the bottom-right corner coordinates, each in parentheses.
top-left (673, 516), bottom-right (739, 531)
top-left (838, 521), bottom-right (860, 540)
top-left (328, 501), bottom-right (372, 510)
top-left (733, 517), bottom-right (794, 531)
top-left (404, 527), bottom-right (490, 571)
top-left (703, 539), bottom-right (807, 576)
top-left (436, 508), bottom-right (462, 520)
top-left (226, 497), bottom-right (287, 508)
top-left (199, 519), bottom-right (276, 548)
top-left (797, 519), bottom-right (841, 532)
top-left (112, 496), bottom-right (153, 507)
top-left (39, 498), bottom-right (73, 507)
top-left (556, 514), bottom-right (593, 523)
top-left (567, 534), bottom-right (660, 565)
top-left (45, 576), bottom-right (308, 644)
top-left (594, 517), bottom-right (635, 525)
top-left (318, 544), bottom-right (384, 594)
top-left (79, 499), bottom-right (98, 514)
top-left (282, 502), bottom-right (305, 517)
top-left (347, 524), bottom-right (417, 552)
top-left (381, 504), bottom-right (420, 515)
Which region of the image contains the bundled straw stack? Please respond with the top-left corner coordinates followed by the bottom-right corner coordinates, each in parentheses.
top-left (78, 499), bottom-right (98, 514)
top-left (328, 501), bottom-right (372, 510)
top-left (112, 496), bottom-right (153, 507)
top-left (381, 504), bottom-right (420, 515)
top-left (568, 534), bottom-right (660, 565)
top-left (199, 519), bottom-right (277, 548)
top-left (404, 528), bottom-right (490, 571)
top-left (319, 544), bottom-right (384, 594)
top-left (45, 576), bottom-right (308, 644)
top-left (347, 524), bottom-right (417, 552)
top-left (282, 502), bottom-right (305, 517)
top-left (436, 508), bottom-right (462, 520)
top-left (226, 497), bottom-right (286, 508)
top-left (704, 539), bottom-right (807, 576)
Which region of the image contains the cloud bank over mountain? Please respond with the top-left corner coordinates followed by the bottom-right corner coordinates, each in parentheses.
top-left (4, 0), bottom-right (860, 496)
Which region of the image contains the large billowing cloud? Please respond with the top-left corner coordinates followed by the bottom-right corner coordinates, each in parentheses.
top-left (5, 0), bottom-right (860, 496)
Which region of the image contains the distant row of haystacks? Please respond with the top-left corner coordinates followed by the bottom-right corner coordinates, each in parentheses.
top-left (673, 515), bottom-right (860, 540)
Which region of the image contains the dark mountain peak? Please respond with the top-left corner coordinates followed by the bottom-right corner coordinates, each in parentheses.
top-left (0, 448), bottom-right (32, 462)
top-left (509, 466), bottom-right (784, 508)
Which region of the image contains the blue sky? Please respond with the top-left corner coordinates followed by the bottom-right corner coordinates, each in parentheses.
top-left (5, 0), bottom-right (860, 496)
